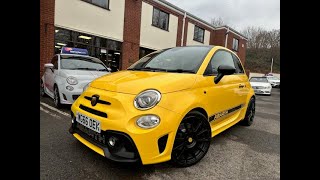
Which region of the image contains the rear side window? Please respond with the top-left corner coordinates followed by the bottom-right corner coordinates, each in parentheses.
top-left (205, 50), bottom-right (235, 75)
top-left (232, 54), bottom-right (244, 74)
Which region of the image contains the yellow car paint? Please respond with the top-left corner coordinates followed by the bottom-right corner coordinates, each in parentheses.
top-left (70, 46), bottom-right (255, 165)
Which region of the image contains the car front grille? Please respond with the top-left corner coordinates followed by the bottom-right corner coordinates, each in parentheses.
top-left (79, 104), bottom-right (108, 118)
top-left (253, 86), bottom-right (266, 89)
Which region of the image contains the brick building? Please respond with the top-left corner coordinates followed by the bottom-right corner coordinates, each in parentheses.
top-left (40, 0), bottom-right (247, 77)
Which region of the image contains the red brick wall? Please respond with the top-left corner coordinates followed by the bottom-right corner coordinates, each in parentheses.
top-left (121, 0), bottom-right (143, 70)
top-left (176, 15), bottom-right (183, 46)
top-left (40, 0), bottom-right (55, 78)
top-left (183, 19), bottom-right (188, 46)
top-left (211, 29), bottom-right (226, 46)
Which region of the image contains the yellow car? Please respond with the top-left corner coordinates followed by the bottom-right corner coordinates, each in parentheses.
top-left (69, 45), bottom-right (255, 167)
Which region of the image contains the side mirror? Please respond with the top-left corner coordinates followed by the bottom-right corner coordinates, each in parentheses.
top-left (44, 63), bottom-right (54, 69)
top-left (44, 63), bottom-right (54, 72)
top-left (214, 65), bottom-right (236, 84)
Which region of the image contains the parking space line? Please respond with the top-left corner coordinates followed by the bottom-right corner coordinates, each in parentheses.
top-left (40, 102), bottom-right (70, 117)
top-left (40, 106), bottom-right (62, 119)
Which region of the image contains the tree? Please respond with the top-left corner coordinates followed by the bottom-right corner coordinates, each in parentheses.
top-left (210, 17), bottom-right (224, 27)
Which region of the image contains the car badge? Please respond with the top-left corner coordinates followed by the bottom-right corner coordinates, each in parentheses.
top-left (91, 95), bottom-right (99, 106)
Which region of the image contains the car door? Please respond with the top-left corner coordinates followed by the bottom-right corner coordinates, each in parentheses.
top-left (44, 55), bottom-right (59, 94)
top-left (231, 53), bottom-right (249, 105)
top-left (203, 50), bottom-right (244, 126)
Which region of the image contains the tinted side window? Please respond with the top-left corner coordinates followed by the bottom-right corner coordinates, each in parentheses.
top-left (51, 56), bottom-right (58, 69)
top-left (206, 50), bottom-right (235, 75)
top-left (232, 54), bottom-right (244, 74)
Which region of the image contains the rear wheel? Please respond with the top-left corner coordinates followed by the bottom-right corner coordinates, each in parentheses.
top-left (54, 86), bottom-right (62, 108)
top-left (241, 97), bottom-right (255, 126)
top-left (171, 111), bottom-right (211, 167)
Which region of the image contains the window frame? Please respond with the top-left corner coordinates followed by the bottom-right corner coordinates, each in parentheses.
top-left (193, 25), bottom-right (205, 43)
top-left (231, 53), bottom-right (244, 74)
top-left (152, 7), bottom-right (170, 31)
top-left (203, 49), bottom-right (237, 76)
top-left (81, 0), bottom-right (110, 10)
top-left (232, 38), bottom-right (239, 52)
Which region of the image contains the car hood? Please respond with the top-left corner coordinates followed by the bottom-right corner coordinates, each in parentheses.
top-left (90, 70), bottom-right (197, 94)
top-left (250, 82), bottom-right (271, 87)
top-left (60, 70), bottom-right (110, 80)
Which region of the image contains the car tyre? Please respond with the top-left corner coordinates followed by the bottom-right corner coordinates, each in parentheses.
top-left (241, 97), bottom-right (255, 126)
top-left (54, 85), bottom-right (62, 108)
top-left (171, 111), bottom-right (211, 167)
top-left (40, 80), bottom-right (46, 97)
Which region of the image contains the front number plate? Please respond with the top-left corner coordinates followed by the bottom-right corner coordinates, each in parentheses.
top-left (76, 112), bottom-right (101, 133)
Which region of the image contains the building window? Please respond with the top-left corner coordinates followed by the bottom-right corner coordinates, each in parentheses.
top-left (194, 26), bottom-right (205, 43)
top-left (54, 27), bottom-right (122, 70)
top-left (82, 0), bottom-right (109, 9)
top-left (232, 38), bottom-right (239, 51)
top-left (152, 7), bottom-right (169, 31)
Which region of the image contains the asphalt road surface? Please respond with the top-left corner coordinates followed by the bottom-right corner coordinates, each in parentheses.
top-left (40, 88), bottom-right (280, 180)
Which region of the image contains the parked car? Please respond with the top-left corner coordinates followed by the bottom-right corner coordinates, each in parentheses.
top-left (40, 47), bottom-right (110, 108)
top-left (69, 45), bottom-right (255, 167)
top-left (249, 77), bottom-right (272, 95)
top-left (265, 75), bottom-right (280, 88)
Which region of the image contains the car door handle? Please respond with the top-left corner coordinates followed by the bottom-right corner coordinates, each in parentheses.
top-left (239, 84), bottom-right (245, 88)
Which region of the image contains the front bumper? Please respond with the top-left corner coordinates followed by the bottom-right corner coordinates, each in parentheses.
top-left (254, 88), bottom-right (271, 95)
top-left (69, 87), bottom-right (182, 165)
top-left (58, 81), bottom-right (90, 104)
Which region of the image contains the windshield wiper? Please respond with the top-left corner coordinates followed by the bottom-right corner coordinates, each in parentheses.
top-left (166, 69), bottom-right (195, 73)
top-left (71, 68), bottom-right (98, 71)
top-left (128, 67), bottom-right (168, 72)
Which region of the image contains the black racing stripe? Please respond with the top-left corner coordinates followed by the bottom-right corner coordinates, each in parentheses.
top-left (209, 104), bottom-right (243, 122)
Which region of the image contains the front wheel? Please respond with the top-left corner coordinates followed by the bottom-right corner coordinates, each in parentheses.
top-left (171, 111), bottom-right (211, 167)
top-left (54, 86), bottom-right (62, 108)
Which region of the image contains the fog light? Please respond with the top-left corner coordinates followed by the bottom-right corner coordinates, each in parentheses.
top-left (108, 136), bottom-right (117, 147)
top-left (66, 86), bottom-right (74, 91)
top-left (136, 115), bottom-right (160, 129)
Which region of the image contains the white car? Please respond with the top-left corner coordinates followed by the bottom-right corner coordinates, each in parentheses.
top-left (40, 47), bottom-right (110, 108)
top-left (265, 76), bottom-right (280, 88)
top-left (249, 77), bottom-right (272, 95)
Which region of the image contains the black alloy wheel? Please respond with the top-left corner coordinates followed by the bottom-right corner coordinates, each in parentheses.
top-left (241, 97), bottom-right (255, 126)
top-left (171, 111), bottom-right (211, 167)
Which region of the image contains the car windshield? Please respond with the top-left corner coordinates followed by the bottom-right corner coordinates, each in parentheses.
top-left (128, 46), bottom-right (212, 73)
top-left (250, 77), bottom-right (268, 82)
top-left (267, 76), bottom-right (279, 80)
top-left (60, 56), bottom-right (108, 71)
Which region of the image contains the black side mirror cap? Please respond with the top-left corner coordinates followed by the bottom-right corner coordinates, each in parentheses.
top-left (214, 65), bottom-right (236, 84)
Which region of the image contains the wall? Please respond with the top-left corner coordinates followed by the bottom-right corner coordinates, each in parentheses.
top-left (121, 0), bottom-right (143, 70)
top-left (55, 0), bottom-right (125, 41)
top-left (186, 22), bottom-right (210, 46)
top-left (140, 1), bottom-right (179, 50)
top-left (40, 0), bottom-right (55, 77)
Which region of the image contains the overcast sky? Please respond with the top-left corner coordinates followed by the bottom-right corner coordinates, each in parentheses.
top-left (166, 0), bottom-right (280, 32)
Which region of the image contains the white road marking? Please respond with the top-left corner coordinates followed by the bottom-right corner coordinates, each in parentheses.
top-left (40, 106), bottom-right (61, 119)
top-left (40, 102), bottom-right (70, 117)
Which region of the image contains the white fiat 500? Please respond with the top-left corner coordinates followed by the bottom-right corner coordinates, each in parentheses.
top-left (40, 47), bottom-right (110, 108)
top-left (249, 76), bottom-right (272, 95)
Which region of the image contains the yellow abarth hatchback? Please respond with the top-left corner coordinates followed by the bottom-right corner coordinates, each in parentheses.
top-left (69, 45), bottom-right (255, 167)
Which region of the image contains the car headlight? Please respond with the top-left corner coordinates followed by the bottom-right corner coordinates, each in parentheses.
top-left (136, 115), bottom-right (160, 129)
top-left (83, 83), bottom-right (90, 92)
top-left (134, 90), bottom-right (161, 110)
top-left (66, 76), bottom-right (78, 85)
